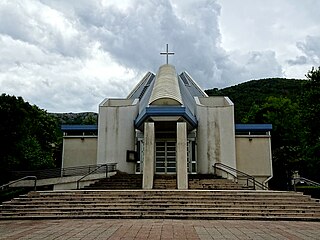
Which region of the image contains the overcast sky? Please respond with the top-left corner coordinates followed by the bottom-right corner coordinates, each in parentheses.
top-left (1, 0), bottom-right (319, 112)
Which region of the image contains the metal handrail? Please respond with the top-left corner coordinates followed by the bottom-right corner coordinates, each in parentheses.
top-left (10, 164), bottom-right (108, 180)
top-left (213, 163), bottom-right (268, 190)
top-left (0, 176), bottom-right (37, 191)
top-left (292, 177), bottom-right (320, 191)
top-left (76, 163), bottom-right (117, 189)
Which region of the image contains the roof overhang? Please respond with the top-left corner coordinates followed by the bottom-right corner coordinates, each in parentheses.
top-left (61, 125), bottom-right (98, 131)
top-left (235, 124), bottom-right (272, 132)
top-left (135, 106), bottom-right (197, 130)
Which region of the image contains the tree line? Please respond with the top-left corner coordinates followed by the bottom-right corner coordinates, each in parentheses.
top-left (206, 67), bottom-right (320, 190)
top-left (0, 94), bottom-right (61, 184)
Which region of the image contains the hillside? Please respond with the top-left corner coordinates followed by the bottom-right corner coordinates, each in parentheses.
top-left (205, 78), bottom-right (306, 123)
top-left (50, 112), bottom-right (98, 125)
top-left (50, 78), bottom-right (306, 125)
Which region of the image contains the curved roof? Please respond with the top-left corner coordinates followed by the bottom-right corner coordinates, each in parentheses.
top-left (148, 64), bottom-right (182, 105)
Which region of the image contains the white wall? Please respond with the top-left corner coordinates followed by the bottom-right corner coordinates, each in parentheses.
top-left (97, 99), bottom-right (139, 173)
top-left (235, 135), bottom-right (273, 184)
top-left (196, 97), bottom-right (236, 174)
top-left (62, 137), bottom-right (97, 168)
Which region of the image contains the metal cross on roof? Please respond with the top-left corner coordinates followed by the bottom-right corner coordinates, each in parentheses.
top-left (160, 44), bottom-right (174, 64)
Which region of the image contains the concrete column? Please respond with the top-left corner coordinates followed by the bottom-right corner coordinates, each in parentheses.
top-left (176, 122), bottom-right (188, 189)
top-left (142, 122), bottom-right (155, 189)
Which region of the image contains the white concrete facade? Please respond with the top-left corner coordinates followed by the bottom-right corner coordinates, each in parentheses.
top-left (235, 135), bottom-right (273, 186)
top-left (142, 122), bottom-right (155, 189)
top-left (61, 63), bottom-right (273, 189)
top-left (176, 122), bottom-right (188, 189)
top-left (195, 97), bottom-right (237, 174)
top-left (62, 136), bottom-right (97, 168)
top-left (97, 99), bottom-right (139, 173)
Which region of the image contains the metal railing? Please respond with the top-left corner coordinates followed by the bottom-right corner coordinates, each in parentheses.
top-left (76, 163), bottom-right (117, 189)
top-left (0, 176), bottom-right (37, 191)
top-left (213, 163), bottom-right (268, 190)
top-left (292, 177), bottom-right (320, 191)
top-left (10, 164), bottom-right (109, 180)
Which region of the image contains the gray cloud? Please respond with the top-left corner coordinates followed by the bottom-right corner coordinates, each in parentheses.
top-left (296, 35), bottom-right (320, 65)
top-left (0, 0), bottom-right (314, 112)
top-left (287, 56), bottom-right (308, 66)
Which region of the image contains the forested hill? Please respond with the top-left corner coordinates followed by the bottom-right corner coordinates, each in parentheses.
top-left (50, 78), bottom-right (306, 125)
top-left (50, 112), bottom-right (98, 125)
top-left (205, 78), bottom-right (306, 123)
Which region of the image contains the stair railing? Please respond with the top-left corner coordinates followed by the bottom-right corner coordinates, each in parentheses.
top-left (76, 163), bottom-right (117, 189)
top-left (11, 164), bottom-right (108, 180)
top-left (0, 176), bottom-right (37, 191)
top-left (292, 177), bottom-right (320, 191)
top-left (213, 163), bottom-right (268, 190)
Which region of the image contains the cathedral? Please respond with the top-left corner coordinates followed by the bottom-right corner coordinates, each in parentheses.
top-left (61, 45), bottom-right (273, 189)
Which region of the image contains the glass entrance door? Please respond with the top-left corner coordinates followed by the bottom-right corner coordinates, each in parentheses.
top-left (155, 141), bottom-right (176, 173)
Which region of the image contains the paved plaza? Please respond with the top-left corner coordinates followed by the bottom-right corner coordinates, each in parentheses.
top-left (0, 219), bottom-right (320, 240)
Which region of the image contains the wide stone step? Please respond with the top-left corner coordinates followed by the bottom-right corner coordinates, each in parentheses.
top-left (2, 210), bottom-right (320, 218)
top-left (2, 206), bottom-right (320, 215)
top-left (3, 202), bottom-right (320, 209)
top-left (9, 195), bottom-right (312, 202)
top-left (2, 213), bottom-right (320, 221)
top-left (4, 201), bottom-right (318, 209)
top-left (19, 189), bottom-right (307, 197)
top-left (13, 193), bottom-right (310, 200)
top-left (35, 189), bottom-right (303, 194)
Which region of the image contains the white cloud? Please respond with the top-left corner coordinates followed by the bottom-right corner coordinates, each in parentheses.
top-left (216, 0), bottom-right (320, 80)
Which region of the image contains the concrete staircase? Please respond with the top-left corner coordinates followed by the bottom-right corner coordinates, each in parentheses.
top-left (152, 174), bottom-right (244, 190)
top-left (88, 173), bottom-right (245, 190)
top-left (188, 174), bottom-right (244, 190)
top-left (1, 190), bottom-right (320, 220)
top-left (153, 175), bottom-right (177, 189)
top-left (84, 172), bottom-right (142, 189)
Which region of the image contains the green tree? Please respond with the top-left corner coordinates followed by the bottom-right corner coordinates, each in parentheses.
top-left (299, 67), bottom-right (320, 182)
top-left (243, 96), bottom-right (302, 189)
top-left (0, 94), bottom-right (60, 184)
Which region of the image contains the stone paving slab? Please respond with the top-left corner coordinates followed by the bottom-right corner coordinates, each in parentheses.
top-left (0, 219), bottom-right (320, 240)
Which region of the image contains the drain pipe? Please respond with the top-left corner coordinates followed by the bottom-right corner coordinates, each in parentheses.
top-left (263, 136), bottom-right (273, 189)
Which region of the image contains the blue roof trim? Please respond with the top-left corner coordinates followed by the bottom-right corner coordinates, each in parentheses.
top-left (135, 106), bottom-right (197, 128)
top-left (235, 124), bottom-right (272, 132)
top-left (61, 125), bottom-right (98, 131)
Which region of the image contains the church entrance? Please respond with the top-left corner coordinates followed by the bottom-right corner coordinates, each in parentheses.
top-left (155, 140), bottom-right (176, 174)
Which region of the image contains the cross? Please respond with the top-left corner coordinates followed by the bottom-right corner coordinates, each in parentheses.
top-left (160, 44), bottom-right (174, 64)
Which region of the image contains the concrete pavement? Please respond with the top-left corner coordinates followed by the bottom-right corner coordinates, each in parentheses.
top-left (0, 219), bottom-right (320, 240)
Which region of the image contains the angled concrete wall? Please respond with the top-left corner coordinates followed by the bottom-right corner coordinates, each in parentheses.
top-left (97, 98), bottom-right (139, 173)
top-left (195, 96), bottom-right (236, 174)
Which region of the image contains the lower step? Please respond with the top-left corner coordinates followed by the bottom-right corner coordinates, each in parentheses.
top-left (1, 213), bottom-right (320, 221)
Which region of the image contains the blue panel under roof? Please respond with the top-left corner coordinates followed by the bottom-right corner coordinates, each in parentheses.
top-left (135, 106), bottom-right (197, 129)
top-left (235, 124), bottom-right (272, 132)
top-left (61, 125), bottom-right (98, 131)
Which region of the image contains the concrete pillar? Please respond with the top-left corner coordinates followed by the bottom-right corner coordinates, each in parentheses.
top-left (142, 122), bottom-right (155, 189)
top-left (176, 122), bottom-right (188, 189)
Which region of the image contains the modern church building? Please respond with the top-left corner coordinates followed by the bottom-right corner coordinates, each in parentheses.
top-left (61, 46), bottom-right (273, 189)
